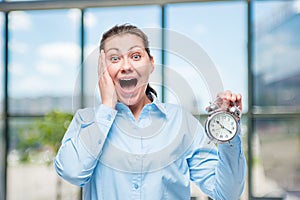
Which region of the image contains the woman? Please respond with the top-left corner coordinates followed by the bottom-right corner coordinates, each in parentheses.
top-left (54, 24), bottom-right (246, 200)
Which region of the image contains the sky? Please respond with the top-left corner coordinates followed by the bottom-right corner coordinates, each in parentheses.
top-left (0, 0), bottom-right (298, 114)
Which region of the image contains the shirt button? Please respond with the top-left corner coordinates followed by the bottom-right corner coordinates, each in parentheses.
top-left (133, 183), bottom-right (139, 189)
top-left (106, 114), bottom-right (112, 121)
top-left (98, 139), bottom-right (102, 144)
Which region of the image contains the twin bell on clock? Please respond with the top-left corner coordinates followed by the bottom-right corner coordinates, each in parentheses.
top-left (204, 97), bottom-right (241, 143)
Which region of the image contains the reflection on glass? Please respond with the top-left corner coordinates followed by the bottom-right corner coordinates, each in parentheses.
top-left (166, 2), bottom-right (247, 114)
top-left (8, 117), bottom-right (79, 200)
top-left (8, 10), bottom-right (80, 115)
top-left (83, 6), bottom-right (161, 108)
top-left (252, 118), bottom-right (300, 198)
top-left (254, 1), bottom-right (300, 108)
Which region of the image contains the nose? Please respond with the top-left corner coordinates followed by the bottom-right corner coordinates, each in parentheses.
top-left (120, 57), bottom-right (133, 72)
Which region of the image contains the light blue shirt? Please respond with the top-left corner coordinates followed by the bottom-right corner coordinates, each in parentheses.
top-left (54, 97), bottom-right (246, 200)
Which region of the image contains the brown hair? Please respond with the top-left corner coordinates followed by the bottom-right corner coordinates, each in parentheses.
top-left (99, 24), bottom-right (157, 100)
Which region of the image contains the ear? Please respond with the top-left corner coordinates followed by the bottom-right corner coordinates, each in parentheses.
top-left (150, 56), bottom-right (154, 73)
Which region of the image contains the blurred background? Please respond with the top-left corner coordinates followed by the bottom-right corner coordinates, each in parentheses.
top-left (0, 0), bottom-right (299, 200)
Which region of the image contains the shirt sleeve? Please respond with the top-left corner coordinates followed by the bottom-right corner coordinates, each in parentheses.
top-left (188, 123), bottom-right (246, 200)
top-left (54, 104), bottom-right (117, 187)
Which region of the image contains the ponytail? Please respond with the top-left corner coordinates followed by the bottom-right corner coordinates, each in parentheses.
top-left (146, 84), bottom-right (157, 101)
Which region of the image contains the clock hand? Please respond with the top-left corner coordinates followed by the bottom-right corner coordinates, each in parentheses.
top-left (216, 120), bottom-right (232, 134)
top-left (223, 126), bottom-right (232, 134)
top-left (216, 120), bottom-right (222, 126)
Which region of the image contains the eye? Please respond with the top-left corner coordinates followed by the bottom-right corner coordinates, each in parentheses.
top-left (131, 53), bottom-right (141, 61)
top-left (110, 55), bottom-right (120, 63)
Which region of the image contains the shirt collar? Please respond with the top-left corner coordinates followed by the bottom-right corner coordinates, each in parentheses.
top-left (115, 94), bottom-right (167, 116)
top-left (151, 95), bottom-right (167, 116)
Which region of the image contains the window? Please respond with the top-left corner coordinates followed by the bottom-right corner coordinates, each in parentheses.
top-left (8, 117), bottom-right (80, 200)
top-left (1, 1), bottom-right (299, 200)
top-left (254, 1), bottom-right (300, 108)
top-left (166, 2), bottom-right (247, 114)
top-left (8, 10), bottom-right (80, 115)
top-left (252, 118), bottom-right (299, 197)
top-left (253, 0), bottom-right (300, 198)
top-left (7, 9), bottom-right (81, 199)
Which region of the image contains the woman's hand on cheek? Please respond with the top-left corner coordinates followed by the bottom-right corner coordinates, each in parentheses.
top-left (98, 50), bottom-right (117, 108)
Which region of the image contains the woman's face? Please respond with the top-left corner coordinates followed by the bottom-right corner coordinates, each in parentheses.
top-left (103, 33), bottom-right (154, 106)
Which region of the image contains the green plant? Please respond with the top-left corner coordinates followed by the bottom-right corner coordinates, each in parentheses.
top-left (18, 110), bottom-right (73, 164)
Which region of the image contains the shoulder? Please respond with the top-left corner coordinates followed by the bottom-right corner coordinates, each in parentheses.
top-left (163, 102), bottom-right (199, 123)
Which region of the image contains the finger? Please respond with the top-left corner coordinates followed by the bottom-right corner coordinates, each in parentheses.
top-left (215, 92), bottom-right (224, 107)
top-left (98, 50), bottom-right (107, 77)
top-left (98, 54), bottom-right (102, 76)
top-left (225, 90), bottom-right (232, 100)
top-left (236, 93), bottom-right (243, 110)
top-left (236, 93), bottom-right (242, 101)
top-left (98, 52), bottom-right (104, 76)
top-left (231, 93), bottom-right (237, 102)
top-left (216, 92), bottom-right (228, 109)
top-left (101, 50), bottom-right (106, 67)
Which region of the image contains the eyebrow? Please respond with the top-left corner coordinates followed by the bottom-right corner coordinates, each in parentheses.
top-left (106, 45), bottom-right (144, 54)
top-left (105, 48), bottom-right (119, 53)
top-left (128, 45), bottom-right (144, 51)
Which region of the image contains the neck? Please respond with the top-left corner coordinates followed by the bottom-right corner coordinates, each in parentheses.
top-left (129, 95), bottom-right (152, 121)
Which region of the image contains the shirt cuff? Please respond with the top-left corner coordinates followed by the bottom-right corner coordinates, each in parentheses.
top-left (218, 123), bottom-right (242, 147)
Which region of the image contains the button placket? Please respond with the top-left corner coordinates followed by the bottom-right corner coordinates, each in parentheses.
top-left (131, 155), bottom-right (143, 199)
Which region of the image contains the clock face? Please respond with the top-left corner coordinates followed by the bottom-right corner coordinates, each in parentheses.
top-left (206, 112), bottom-right (238, 142)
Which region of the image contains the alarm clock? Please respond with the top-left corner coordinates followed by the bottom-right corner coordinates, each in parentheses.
top-left (204, 98), bottom-right (241, 143)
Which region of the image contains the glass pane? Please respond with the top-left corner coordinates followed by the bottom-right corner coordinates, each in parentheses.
top-left (254, 0), bottom-right (300, 108)
top-left (166, 2), bottom-right (247, 114)
top-left (0, 12), bottom-right (4, 112)
top-left (8, 10), bottom-right (81, 115)
top-left (83, 6), bottom-right (161, 108)
top-left (8, 117), bottom-right (79, 200)
top-left (0, 11), bottom-right (5, 200)
top-left (252, 118), bottom-right (300, 198)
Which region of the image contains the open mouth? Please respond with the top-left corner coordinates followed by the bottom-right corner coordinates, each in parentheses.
top-left (119, 78), bottom-right (138, 90)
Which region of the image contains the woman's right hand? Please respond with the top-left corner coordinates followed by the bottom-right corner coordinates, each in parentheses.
top-left (98, 50), bottom-right (117, 108)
